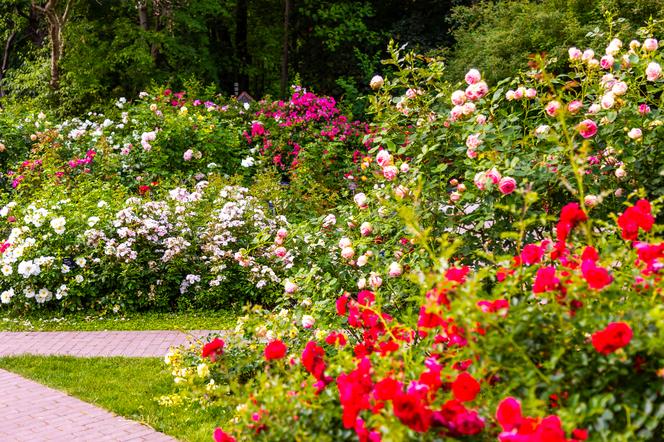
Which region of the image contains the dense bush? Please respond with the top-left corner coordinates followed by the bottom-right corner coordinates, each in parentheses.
top-left (446, 0), bottom-right (664, 84)
top-left (160, 34), bottom-right (664, 441)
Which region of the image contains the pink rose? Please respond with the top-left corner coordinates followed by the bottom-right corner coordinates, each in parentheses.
top-left (600, 55), bottom-right (614, 70)
top-left (545, 100), bottom-right (561, 117)
top-left (394, 185), bottom-right (409, 199)
top-left (465, 133), bottom-right (482, 149)
top-left (465, 69), bottom-right (481, 85)
top-left (486, 168), bottom-right (502, 184)
top-left (360, 222), bottom-right (373, 236)
top-left (568, 47), bottom-right (582, 60)
top-left (643, 38), bottom-right (658, 52)
top-left (451, 90), bottom-right (466, 105)
top-left (383, 165), bottom-right (398, 181)
top-left (600, 93), bottom-right (614, 109)
top-left (611, 81), bottom-right (628, 96)
top-left (450, 105), bottom-right (464, 121)
top-left (462, 102), bottom-right (476, 115)
top-left (338, 237), bottom-right (352, 249)
top-left (646, 62), bottom-right (662, 81)
top-left (567, 100), bottom-right (583, 114)
top-left (498, 177), bottom-right (516, 195)
top-left (388, 262), bottom-right (403, 277)
top-left (465, 81), bottom-right (488, 101)
top-left (582, 49), bottom-right (595, 61)
top-left (525, 88), bottom-right (537, 99)
top-left (354, 193), bottom-right (368, 208)
top-left (514, 87), bottom-right (525, 99)
top-left (274, 246), bottom-right (287, 258)
top-left (474, 171), bottom-right (487, 190)
top-left (284, 280), bottom-right (298, 294)
top-left (627, 128), bottom-right (642, 140)
top-left (376, 150), bottom-right (392, 167)
top-left (576, 119), bottom-right (598, 138)
top-left (639, 104), bottom-right (651, 115)
top-left (341, 247), bottom-right (355, 259)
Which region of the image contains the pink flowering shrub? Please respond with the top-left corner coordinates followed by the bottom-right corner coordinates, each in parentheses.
top-left (362, 37), bottom-right (664, 258)
top-left (243, 86), bottom-right (372, 214)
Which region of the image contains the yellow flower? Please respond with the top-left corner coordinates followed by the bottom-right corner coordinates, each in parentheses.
top-left (197, 363), bottom-right (210, 378)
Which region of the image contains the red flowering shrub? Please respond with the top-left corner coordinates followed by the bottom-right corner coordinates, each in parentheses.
top-left (591, 322), bottom-right (633, 355)
top-left (618, 199), bottom-right (655, 241)
top-left (201, 338), bottom-right (225, 362)
top-left (264, 340), bottom-right (287, 361)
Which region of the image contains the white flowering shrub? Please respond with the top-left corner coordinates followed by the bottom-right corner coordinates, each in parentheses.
top-left (0, 177), bottom-right (291, 312)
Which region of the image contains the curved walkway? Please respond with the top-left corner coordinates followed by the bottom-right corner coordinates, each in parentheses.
top-left (0, 329), bottom-right (223, 441)
top-left (0, 330), bottom-right (219, 357)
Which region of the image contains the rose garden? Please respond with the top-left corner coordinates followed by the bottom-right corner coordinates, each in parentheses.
top-left (0, 2), bottom-right (663, 441)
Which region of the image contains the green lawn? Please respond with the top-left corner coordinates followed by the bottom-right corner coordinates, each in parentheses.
top-left (0, 356), bottom-right (228, 442)
top-left (0, 310), bottom-right (238, 332)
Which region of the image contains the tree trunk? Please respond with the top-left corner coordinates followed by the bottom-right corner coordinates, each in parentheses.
top-left (47, 15), bottom-right (61, 89)
top-left (0, 30), bottom-right (17, 97)
top-left (235, 0), bottom-right (249, 94)
top-left (32, 0), bottom-right (72, 91)
top-left (280, 0), bottom-right (290, 98)
top-left (137, 0), bottom-right (149, 30)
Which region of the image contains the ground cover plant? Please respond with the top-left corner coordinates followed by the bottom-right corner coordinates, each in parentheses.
top-left (0, 18), bottom-right (663, 442)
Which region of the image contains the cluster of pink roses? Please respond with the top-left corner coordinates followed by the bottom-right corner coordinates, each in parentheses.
top-left (449, 69), bottom-right (489, 121)
top-left (472, 168), bottom-right (517, 195)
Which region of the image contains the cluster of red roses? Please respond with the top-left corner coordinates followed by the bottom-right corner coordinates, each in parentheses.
top-left (209, 198), bottom-right (661, 441)
top-left (496, 397), bottom-right (588, 442)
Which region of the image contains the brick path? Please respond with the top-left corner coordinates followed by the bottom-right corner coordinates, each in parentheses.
top-left (0, 330), bottom-right (218, 357)
top-left (0, 368), bottom-right (177, 441)
top-left (0, 329), bottom-right (223, 441)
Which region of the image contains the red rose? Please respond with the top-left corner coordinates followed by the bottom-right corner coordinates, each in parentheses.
top-left (213, 428), bottom-right (235, 442)
top-left (591, 322), bottom-right (632, 355)
top-left (533, 266), bottom-right (560, 293)
top-left (496, 397), bottom-right (522, 431)
top-left (618, 199), bottom-right (654, 240)
top-left (201, 338), bottom-right (225, 361)
top-left (302, 341), bottom-right (328, 381)
top-left (572, 428), bottom-right (589, 440)
top-left (393, 390), bottom-right (432, 432)
top-left (556, 202), bottom-right (587, 244)
top-left (357, 290), bottom-right (375, 306)
top-left (451, 372), bottom-right (481, 402)
top-left (581, 259), bottom-right (612, 290)
top-left (445, 266), bottom-right (470, 283)
top-left (373, 377), bottom-right (401, 401)
top-left (521, 244), bottom-right (543, 265)
top-left (264, 340), bottom-right (287, 361)
top-left (336, 294), bottom-right (349, 315)
top-left (453, 410), bottom-right (485, 435)
top-left (324, 331), bottom-right (347, 346)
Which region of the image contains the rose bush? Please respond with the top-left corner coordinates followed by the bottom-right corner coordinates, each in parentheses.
top-left (159, 34), bottom-right (664, 441)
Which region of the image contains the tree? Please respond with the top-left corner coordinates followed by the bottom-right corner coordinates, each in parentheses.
top-left (31, 0), bottom-right (73, 90)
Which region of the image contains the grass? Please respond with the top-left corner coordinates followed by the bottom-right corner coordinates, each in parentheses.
top-left (0, 355), bottom-right (229, 442)
top-left (0, 310), bottom-right (239, 332)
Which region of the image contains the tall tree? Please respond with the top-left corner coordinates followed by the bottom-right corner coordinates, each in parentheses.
top-left (280, 0), bottom-right (290, 98)
top-left (235, 0), bottom-right (249, 93)
top-left (31, 0), bottom-right (73, 90)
